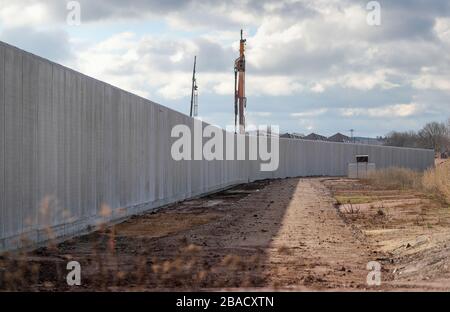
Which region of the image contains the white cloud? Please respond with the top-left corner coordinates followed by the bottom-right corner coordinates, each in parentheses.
top-left (0, 2), bottom-right (50, 28)
top-left (247, 76), bottom-right (303, 96)
top-left (213, 75), bottom-right (303, 97)
top-left (249, 112), bottom-right (272, 117)
top-left (307, 69), bottom-right (400, 92)
top-left (156, 72), bottom-right (192, 100)
top-left (412, 69), bottom-right (450, 91)
top-left (340, 103), bottom-right (421, 118)
top-left (73, 32), bottom-right (201, 99)
top-left (1, 0), bottom-right (449, 136)
top-left (338, 70), bottom-right (400, 91)
top-left (434, 17), bottom-right (450, 43)
top-left (296, 118), bottom-right (316, 131)
top-left (291, 108), bottom-right (328, 117)
top-left (311, 83), bottom-right (325, 93)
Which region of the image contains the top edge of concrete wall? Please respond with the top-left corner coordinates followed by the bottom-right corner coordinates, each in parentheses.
top-left (0, 40), bottom-right (230, 132)
top-left (0, 40), bottom-right (165, 111)
top-left (276, 138), bottom-right (434, 152)
top-left (0, 40), bottom-right (435, 153)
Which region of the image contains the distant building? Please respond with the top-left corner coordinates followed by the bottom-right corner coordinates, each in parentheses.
top-left (246, 129), bottom-right (278, 137)
top-left (282, 131), bottom-right (384, 145)
top-left (292, 132), bottom-right (305, 138)
top-left (328, 132), bottom-right (351, 143)
top-left (280, 132), bottom-right (305, 139)
top-left (353, 137), bottom-right (384, 146)
top-left (303, 133), bottom-right (328, 141)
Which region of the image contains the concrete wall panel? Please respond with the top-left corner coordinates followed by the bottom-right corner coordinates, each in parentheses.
top-left (0, 41), bottom-right (435, 251)
top-left (22, 53), bottom-right (39, 235)
top-left (4, 45), bottom-right (23, 239)
top-left (37, 59), bottom-right (56, 234)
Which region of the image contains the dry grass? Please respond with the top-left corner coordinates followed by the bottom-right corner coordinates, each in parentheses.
top-left (422, 161), bottom-right (450, 202)
top-left (0, 226), bottom-right (264, 291)
top-left (365, 162), bottom-right (450, 204)
top-left (365, 167), bottom-right (423, 190)
top-left (0, 202), bottom-right (264, 291)
top-left (335, 195), bottom-right (379, 205)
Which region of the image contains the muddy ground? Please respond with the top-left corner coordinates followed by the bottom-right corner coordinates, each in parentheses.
top-left (1, 177), bottom-right (450, 291)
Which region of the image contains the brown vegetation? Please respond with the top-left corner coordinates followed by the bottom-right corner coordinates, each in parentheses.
top-left (365, 162), bottom-right (450, 204)
top-left (325, 167), bottom-right (450, 290)
top-left (384, 120), bottom-right (450, 152)
top-left (422, 161), bottom-right (450, 203)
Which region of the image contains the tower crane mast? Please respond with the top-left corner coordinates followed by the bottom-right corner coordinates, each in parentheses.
top-left (234, 30), bottom-right (246, 134)
top-left (190, 56), bottom-right (198, 117)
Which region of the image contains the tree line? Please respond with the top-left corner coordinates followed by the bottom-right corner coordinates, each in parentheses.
top-left (383, 118), bottom-right (450, 153)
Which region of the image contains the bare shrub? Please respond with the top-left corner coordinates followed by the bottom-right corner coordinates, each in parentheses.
top-left (422, 161), bottom-right (450, 202)
top-left (365, 167), bottom-right (422, 190)
top-left (365, 164), bottom-right (450, 204)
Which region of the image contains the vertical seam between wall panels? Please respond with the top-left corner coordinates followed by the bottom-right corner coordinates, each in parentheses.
top-left (35, 58), bottom-right (40, 233)
top-left (49, 63), bottom-right (54, 229)
top-left (2, 49), bottom-right (4, 185)
top-left (63, 68), bottom-right (66, 225)
top-left (2, 48), bottom-right (4, 238)
top-left (20, 52), bottom-right (24, 232)
top-left (35, 57), bottom-right (39, 233)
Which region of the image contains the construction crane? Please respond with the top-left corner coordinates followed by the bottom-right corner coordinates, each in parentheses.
top-left (193, 81), bottom-right (198, 117)
top-left (234, 30), bottom-right (246, 134)
top-left (190, 56), bottom-right (198, 117)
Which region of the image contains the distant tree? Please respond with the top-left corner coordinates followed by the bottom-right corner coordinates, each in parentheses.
top-left (384, 119), bottom-right (450, 152)
top-left (384, 131), bottom-right (421, 148)
top-left (376, 136), bottom-right (386, 144)
top-left (418, 121), bottom-right (449, 152)
top-left (444, 118), bottom-right (450, 154)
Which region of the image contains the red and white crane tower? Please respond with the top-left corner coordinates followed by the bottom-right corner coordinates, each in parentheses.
top-left (234, 30), bottom-right (247, 134)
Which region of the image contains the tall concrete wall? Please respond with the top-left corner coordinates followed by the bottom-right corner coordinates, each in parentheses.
top-left (0, 41), bottom-right (435, 251)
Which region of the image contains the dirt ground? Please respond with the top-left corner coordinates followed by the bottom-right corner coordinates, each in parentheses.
top-left (324, 177), bottom-right (450, 290)
top-left (1, 177), bottom-right (450, 291)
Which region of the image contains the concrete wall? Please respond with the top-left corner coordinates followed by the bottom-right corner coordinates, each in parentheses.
top-left (0, 41), bottom-right (435, 251)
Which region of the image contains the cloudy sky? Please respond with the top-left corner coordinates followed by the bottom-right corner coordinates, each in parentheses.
top-left (1, 0), bottom-right (449, 137)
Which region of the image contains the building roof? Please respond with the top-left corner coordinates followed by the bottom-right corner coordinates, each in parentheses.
top-left (304, 133), bottom-right (328, 141)
top-left (328, 132), bottom-right (351, 142)
top-left (280, 132), bottom-right (305, 139)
